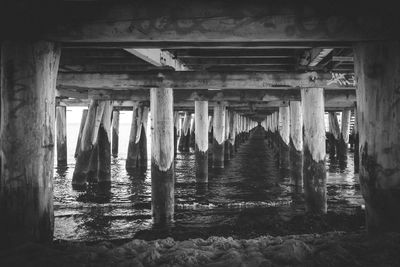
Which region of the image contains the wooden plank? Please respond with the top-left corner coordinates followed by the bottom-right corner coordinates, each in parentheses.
top-left (125, 48), bottom-right (188, 71)
top-left (182, 58), bottom-right (296, 66)
top-left (332, 56), bottom-right (354, 62)
top-left (57, 71), bottom-right (356, 90)
top-left (61, 41), bottom-right (351, 49)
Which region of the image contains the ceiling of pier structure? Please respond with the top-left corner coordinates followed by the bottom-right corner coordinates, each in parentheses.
top-left (24, 0), bottom-right (385, 120)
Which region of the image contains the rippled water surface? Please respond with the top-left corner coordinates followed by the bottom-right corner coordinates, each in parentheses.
top-left (54, 122), bottom-right (364, 241)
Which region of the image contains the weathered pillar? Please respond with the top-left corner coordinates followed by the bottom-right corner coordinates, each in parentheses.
top-left (302, 88), bottom-right (327, 214)
top-left (178, 112), bottom-right (191, 152)
top-left (224, 110), bottom-right (231, 161)
top-left (56, 105), bottom-right (68, 167)
top-left (173, 111), bottom-right (180, 157)
top-left (195, 101), bottom-right (208, 182)
top-left (354, 41), bottom-right (400, 233)
top-left (140, 107), bottom-right (149, 168)
top-left (73, 100), bottom-right (105, 187)
top-left (228, 110), bottom-right (236, 157)
top-left (126, 104), bottom-right (148, 172)
top-left (189, 113), bottom-right (196, 150)
top-left (150, 87), bottom-right (174, 224)
top-left (98, 101), bottom-right (113, 185)
top-left (272, 111), bottom-right (280, 165)
top-left (75, 109), bottom-right (88, 158)
top-left (111, 110), bottom-right (120, 158)
top-left (328, 112), bottom-right (340, 158)
top-left (88, 102), bottom-right (106, 183)
top-left (278, 106), bottom-right (290, 175)
top-left (0, 41), bottom-right (60, 243)
top-left (213, 103), bottom-right (226, 168)
top-left (353, 108), bottom-right (359, 173)
top-left (289, 101), bottom-right (303, 192)
top-left (338, 109), bottom-right (351, 166)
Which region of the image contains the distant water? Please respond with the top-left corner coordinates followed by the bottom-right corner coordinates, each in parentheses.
top-left (53, 123), bottom-right (364, 241)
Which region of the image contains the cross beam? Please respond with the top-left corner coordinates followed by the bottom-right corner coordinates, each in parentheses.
top-left (57, 71), bottom-right (355, 91)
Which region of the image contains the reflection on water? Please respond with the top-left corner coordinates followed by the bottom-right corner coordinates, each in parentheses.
top-left (54, 127), bottom-right (364, 241)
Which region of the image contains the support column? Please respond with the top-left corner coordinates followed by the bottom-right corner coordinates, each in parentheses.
top-left (56, 105), bottom-right (67, 167)
top-left (354, 41), bottom-right (400, 233)
top-left (228, 110), bottom-right (236, 157)
top-left (173, 111), bottom-right (179, 157)
top-left (224, 110), bottom-right (231, 161)
top-left (338, 109), bottom-right (351, 166)
top-left (302, 88), bottom-right (327, 214)
top-left (0, 41), bottom-right (60, 243)
top-left (126, 104), bottom-right (148, 172)
top-left (353, 108), bottom-right (359, 173)
top-left (73, 100), bottom-right (105, 187)
top-left (111, 110), bottom-right (119, 158)
top-left (98, 101), bottom-right (113, 185)
top-left (278, 106), bottom-right (290, 175)
top-left (289, 101), bottom-right (303, 193)
top-left (328, 112), bottom-right (340, 158)
top-left (150, 87), bottom-right (174, 224)
top-left (178, 112), bottom-right (191, 152)
top-left (195, 101), bottom-right (208, 183)
top-left (75, 109), bottom-right (88, 158)
top-left (189, 113), bottom-right (196, 150)
top-left (139, 107), bottom-right (149, 169)
top-left (213, 103), bottom-right (225, 168)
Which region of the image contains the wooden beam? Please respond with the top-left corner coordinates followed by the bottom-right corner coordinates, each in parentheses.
top-left (59, 97), bottom-right (355, 112)
top-left (30, 1), bottom-right (399, 43)
top-left (332, 56), bottom-right (354, 62)
top-left (182, 58), bottom-right (296, 66)
top-left (124, 49), bottom-right (188, 71)
top-left (58, 64), bottom-right (171, 73)
top-left (57, 71), bottom-right (356, 91)
top-left (57, 88), bottom-right (356, 104)
top-left (172, 49), bottom-right (300, 58)
top-left (62, 41), bottom-right (351, 49)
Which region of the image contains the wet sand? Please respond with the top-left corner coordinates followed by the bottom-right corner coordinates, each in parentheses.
top-left (1, 231), bottom-right (400, 267)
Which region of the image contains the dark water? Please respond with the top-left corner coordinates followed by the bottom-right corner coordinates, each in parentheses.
top-left (54, 126), bottom-right (364, 242)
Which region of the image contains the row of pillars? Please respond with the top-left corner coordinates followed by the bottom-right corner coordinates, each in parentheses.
top-left (261, 96), bottom-right (357, 213)
top-left (1, 41), bottom-right (400, 244)
top-left (260, 89), bottom-right (327, 213)
top-left (57, 97), bottom-right (255, 224)
top-left (56, 101), bottom-right (255, 186)
top-left (326, 110), bottom-right (359, 172)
